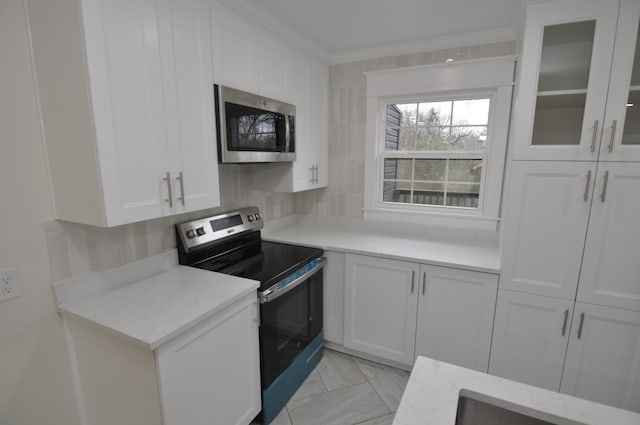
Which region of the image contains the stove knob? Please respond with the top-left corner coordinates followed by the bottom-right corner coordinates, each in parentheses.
top-left (196, 227), bottom-right (206, 236)
top-left (247, 214), bottom-right (255, 222)
top-left (255, 213), bottom-right (261, 220)
top-left (186, 229), bottom-right (196, 239)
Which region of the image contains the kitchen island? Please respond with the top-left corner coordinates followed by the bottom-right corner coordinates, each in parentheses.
top-left (394, 356), bottom-right (640, 425)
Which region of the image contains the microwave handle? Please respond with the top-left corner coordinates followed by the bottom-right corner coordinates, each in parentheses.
top-left (285, 115), bottom-right (292, 153)
top-left (259, 257), bottom-right (326, 304)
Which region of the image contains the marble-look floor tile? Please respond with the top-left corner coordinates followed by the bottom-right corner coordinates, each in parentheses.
top-left (289, 369), bottom-right (327, 401)
top-left (355, 413), bottom-right (395, 425)
top-left (316, 349), bottom-right (368, 391)
top-left (354, 358), bottom-right (410, 412)
top-left (270, 408), bottom-right (292, 425)
top-left (288, 382), bottom-right (390, 425)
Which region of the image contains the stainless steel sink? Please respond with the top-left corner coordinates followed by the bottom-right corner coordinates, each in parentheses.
top-left (456, 395), bottom-right (564, 425)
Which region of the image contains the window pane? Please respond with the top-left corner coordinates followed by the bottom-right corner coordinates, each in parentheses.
top-left (413, 182), bottom-right (445, 206)
top-left (446, 183), bottom-right (480, 208)
top-left (416, 126), bottom-right (450, 150)
top-left (384, 158), bottom-right (413, 180)
top-left (414, 159), bottom-right (446, 181)
top-left (449, 126), bottom-right (487, 150)
top-left (383, 181), bottom-right (411, 203)
top-left (448, 159), bottom-right (483, 183)
top-left (396, 128), bottom-right (417, 150)
top-left (418, 102), bottom-right (452, 125)
top-left (395, 103), bottom-right (418, 127)
top-left (452, 99), bottom-right (490, 125)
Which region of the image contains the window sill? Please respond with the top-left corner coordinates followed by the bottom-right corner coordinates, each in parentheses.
top-left (362, 207), bottom-right (500, 231)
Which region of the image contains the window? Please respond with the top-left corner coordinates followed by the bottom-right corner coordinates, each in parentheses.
top-left (363, 58), bottom-right (514, 228)
top-left (382, 97), bottom-right (491, 209)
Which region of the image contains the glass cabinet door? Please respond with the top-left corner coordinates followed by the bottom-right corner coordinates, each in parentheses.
top-left (511, 0), bottom-right (618, 161)
top-left (600, 0), bottom-right (640, 161)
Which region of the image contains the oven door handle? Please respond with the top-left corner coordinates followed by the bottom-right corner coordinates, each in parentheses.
top-left (259, 257), bottom-right (326, 304)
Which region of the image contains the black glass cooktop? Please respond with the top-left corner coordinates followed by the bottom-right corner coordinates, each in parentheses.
top-left (194, 240), bottom-right (322, 291)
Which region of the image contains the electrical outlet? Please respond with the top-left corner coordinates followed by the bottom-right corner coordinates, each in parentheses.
top-left (0, 267), bottom-right (20, 302)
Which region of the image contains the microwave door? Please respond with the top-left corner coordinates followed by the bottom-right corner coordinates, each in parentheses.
top-left (226, 104), bottom-right (286, 153)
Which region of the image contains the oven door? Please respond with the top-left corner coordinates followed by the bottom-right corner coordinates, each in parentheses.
top-left (258, 258), bottom-right (324, 388)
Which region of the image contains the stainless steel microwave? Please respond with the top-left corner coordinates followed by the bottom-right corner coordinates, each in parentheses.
top-left (214, 84), bottom-right (296, 163)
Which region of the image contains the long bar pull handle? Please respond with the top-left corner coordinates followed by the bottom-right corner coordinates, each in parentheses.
top-left (600, 170), bottom-right (609, 203)
top-left (163, 172), bottom-right (173, 208)
top-left (421, 272), bottom-right (426, 296)
top-left (176, 172), bottom-right (185, 206)
top-left (590, 120), bottom-right (599, 153)
top-left (583, 170), bottom-right (591, 202)
top-left (577, 312), bottom-right (585, 339)
top-left (315, 165), bottom-right (319, 184)
top-left (410, 271), bottom-right (415, 293)
top-left (561, 309), bottom-right (569, 336)
top-left (608, 120), bottom-right (617, 153)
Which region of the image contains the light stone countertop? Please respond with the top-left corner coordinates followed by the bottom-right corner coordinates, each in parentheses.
top-left (263, 215), bottom-right (501, 274)
top-left (394, 356), bottom-right (640, 425)
top-left (52, 250), bottom-right (259, 350)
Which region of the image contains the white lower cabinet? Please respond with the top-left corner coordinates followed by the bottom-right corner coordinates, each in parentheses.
top-left (323, 251), bottom-right (346, 345)
top-left (67, 294), bottom-right (260, 425)
top-left (344, 254), bottom-right (419, 364)
top-left (489, 289), bottom-right (574, 391)
top-left (344, 253), bottom-right (498, 369)
top-left (416, 266), bottom-right (498, 372)
top-left (489, 290), bottom-right (640, 412)
top-left (560, 302), bottom-right (640, 412)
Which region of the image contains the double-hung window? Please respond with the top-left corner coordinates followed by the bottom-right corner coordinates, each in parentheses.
top-left (363, 58), bottom-right (515, 228)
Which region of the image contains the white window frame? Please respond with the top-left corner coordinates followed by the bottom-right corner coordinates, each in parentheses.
top-left (363, 57), bottom-right (515, 230)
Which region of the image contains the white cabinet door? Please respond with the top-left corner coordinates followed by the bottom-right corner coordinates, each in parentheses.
top-left (560, 302), bottom-right (640, 412)
top-left (308, 59), bottom-right (329, 189)
top-left (599, 0), bottom-right (640, 162)
top-left (511, 0), bottom-right (618, 161)
top-left (489, 290), bottom-right (574, 391)
top-left (500, 161), bottom-right (595, 300)
top-left (161, 0), bottom-right (220, 213)
top-left (578, 163), bottom-right (640, 311)
top-left (81, 0), bottom-right (171, 225)
top-left (344, 254), bottom-right (419, 365)
top-left (258, 29), bottom-right (291, 102)
top-left (210, 1), bottom-right (259, 93)
top-left (156, 295), bottom-right (261, 425)
top-left (415, 266), bottom-right (498, 372)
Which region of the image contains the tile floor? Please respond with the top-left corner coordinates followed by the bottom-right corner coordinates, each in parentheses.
top-left (257, 349), bottom-right (411, 425)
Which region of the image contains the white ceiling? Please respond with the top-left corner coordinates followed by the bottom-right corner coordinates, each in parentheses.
top-left (242, 0), bottom-right (524, 62)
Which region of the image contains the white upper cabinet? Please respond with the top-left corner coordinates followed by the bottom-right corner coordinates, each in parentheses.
top-left (577, 163), bottom-right (640, 311)
top-left (210, 1), bottom-right (260, 93)
top-left (27, 0), bottom-right (219, 227)
top-left (161, 0), bottom-right (220, 215)
top-left (511, 0), bottom-right (623, 161)
top-left (258, 28), bottom-right (291, 102)
top-left (560, 302), bottom-right (640, 412)
top-left (500, 161), bottom-right (594, 300)
top-left (600, 0), bottom-right (640, 161)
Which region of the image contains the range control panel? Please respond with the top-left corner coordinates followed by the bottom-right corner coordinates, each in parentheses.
top-left (176, 206), bottom-right (263, 252)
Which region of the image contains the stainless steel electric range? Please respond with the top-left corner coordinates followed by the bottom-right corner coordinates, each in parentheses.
top-left (175, 207), bottom-right (325, 424)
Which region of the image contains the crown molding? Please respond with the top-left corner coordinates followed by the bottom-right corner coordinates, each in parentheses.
top-left (327, 26), bottom-right (517, 65)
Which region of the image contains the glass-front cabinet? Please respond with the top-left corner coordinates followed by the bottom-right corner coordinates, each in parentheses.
top-left (512, 0), bottom-right (640, 161)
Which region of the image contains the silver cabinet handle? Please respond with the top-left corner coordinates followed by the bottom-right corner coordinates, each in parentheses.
top-left (577, 312), bottom-right (585, 339)
top-left (410, 270), bottom-right (415, 293)
top-left (590, 120), bottom-right (599, 153)
top-left (584, 170), bottom-right (591, 202)
top-left (608, 120), bottom-right (617, 153)
top-left (421, 272), bottom-right (426, 295)
top-left (163, 172), bottom-right (173, 207)
top-left (561, 309), bottom-right (569, 336)
top-left (176, 171), bottom-right (185, 206)
top-left (315, 165), bottom-right (319, 184)
top-left (309, 166), bottom-right (315, 183)
top-left (600, 170), bottom-right (609, 203)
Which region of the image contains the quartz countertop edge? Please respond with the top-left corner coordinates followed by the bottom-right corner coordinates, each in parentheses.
top-left (53, 251), bottom-right (259, 350)
top-left (263, 215), bottom-right (500, 274)
top-left (393, 356), bottom-right (640, 425)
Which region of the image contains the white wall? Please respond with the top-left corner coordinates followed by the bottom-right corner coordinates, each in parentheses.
top-left (0, 1), bottom-right (81, 423)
